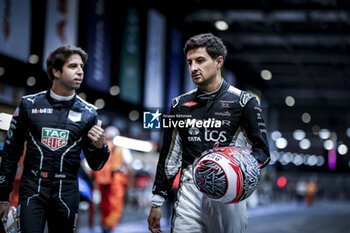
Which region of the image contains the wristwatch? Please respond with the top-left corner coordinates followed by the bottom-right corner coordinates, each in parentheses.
top-left (151, 204), bottom-right (161, 208)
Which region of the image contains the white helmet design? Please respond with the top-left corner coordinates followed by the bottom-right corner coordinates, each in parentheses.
top-left (192, 146), bottom-right (261, 204)
top-left (2, 206), bottom-right (20, 233)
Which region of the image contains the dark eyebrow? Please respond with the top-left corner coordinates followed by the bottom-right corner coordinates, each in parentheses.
top-left (67, 62), bottom-right (84, 67)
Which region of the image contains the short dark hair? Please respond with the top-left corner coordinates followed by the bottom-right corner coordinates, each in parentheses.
top-left (183, 33), bottom-right (227, 60)
top-left (46, 45), bottom-right (88, 82)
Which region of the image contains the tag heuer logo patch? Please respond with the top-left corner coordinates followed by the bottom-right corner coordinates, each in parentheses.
top-left (41, 127), bottom-right (69, 151)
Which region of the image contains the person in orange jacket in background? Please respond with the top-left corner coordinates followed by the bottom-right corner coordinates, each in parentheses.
top-left (94, 126), bottom-right (133, 233)
top-left (305, 178), bottom-right (318, 206)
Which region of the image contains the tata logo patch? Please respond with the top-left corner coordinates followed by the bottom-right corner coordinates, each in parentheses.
top-left (183, 101), bottom-right (198, 107)
top-left (189, 127), bottom-right (200, 135)
top-left (41, 127), bottom-right (69, 151)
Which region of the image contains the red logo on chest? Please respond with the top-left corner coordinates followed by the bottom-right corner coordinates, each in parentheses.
top-left (183, 101), bottom-right (198, 107)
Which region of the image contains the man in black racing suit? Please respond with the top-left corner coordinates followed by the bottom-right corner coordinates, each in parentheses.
top-left (148, 33), bottom-right (270, 233)
top-left (0, 45), bottom-right (110, 233)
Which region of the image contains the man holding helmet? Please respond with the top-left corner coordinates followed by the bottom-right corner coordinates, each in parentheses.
top-left (147, 33), bottom-right (270, 233)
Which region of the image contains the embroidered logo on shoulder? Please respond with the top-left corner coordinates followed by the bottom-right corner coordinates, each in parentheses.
top-left (27, 97), bottom-right (35, 104)
top-left (172, 97), bottom-right (180, 108)
top-left (254, 106), bottom-right (262, 112)
top-left (68, 110), bottom-right (81, 122)
top-left (239, 92), bottom-right (251, 107)
top-left (183, 101), bottom-right (198, 107)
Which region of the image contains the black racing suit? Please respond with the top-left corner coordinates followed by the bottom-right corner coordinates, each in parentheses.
top-left (0, 90), bottom-right (110, 233)
top-left (151, 80), bottom-right (270, 232)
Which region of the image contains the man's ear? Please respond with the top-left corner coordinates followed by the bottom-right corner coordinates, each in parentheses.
top-left (216, 56), bottom-right (224, 70)
top-left (52, 68), bottom-right (61, 79)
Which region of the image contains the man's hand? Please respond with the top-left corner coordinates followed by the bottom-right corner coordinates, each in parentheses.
top-left (88, 120), bottom-right (105, 149)
top-left (0, 202), bottom-right (10, 222)
top-left (147, 206), bottom-right (162, 233)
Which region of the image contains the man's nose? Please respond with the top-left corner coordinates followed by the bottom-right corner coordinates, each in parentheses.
top-left (190, 63), bottom-right (198, 72)
top-left (77, 66), bottom-right (84, 74)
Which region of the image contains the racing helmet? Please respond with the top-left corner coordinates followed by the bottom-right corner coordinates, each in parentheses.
top-left (2, 206), bottom-right (20, 233)
top-left (192, 145), bottom-right (261, 204)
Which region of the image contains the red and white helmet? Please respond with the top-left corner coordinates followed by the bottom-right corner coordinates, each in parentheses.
top-left (192, 145), bottom-right (261, 204)
top-left (2, 206), bottom-right (20, 233)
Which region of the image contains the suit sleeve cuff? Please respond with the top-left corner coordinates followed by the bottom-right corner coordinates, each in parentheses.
top-left (151, 194), bottom-right (165, 207)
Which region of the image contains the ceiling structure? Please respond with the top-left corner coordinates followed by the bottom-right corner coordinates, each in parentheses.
top-left (161, 1), bottom-right (350, 105)
top-left (177, 6), bottom-right (350, 107)
top-left (155, 0), bottom-right (350, 165)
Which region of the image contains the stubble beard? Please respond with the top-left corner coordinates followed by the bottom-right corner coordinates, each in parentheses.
top-left (194, 74), bottom-right (216, 89)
